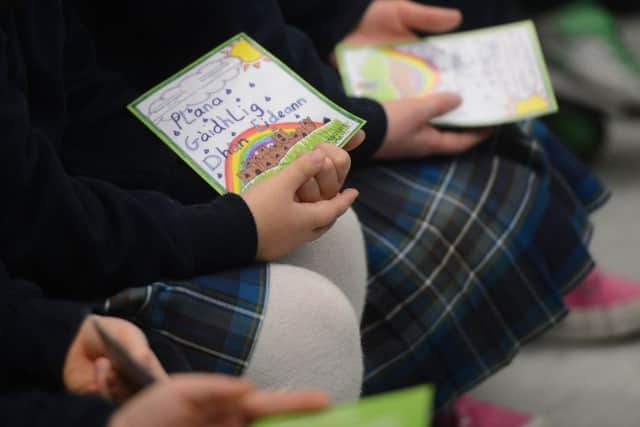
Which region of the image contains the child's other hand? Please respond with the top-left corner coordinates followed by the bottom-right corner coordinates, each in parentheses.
top-left (241, 150), bottom-right (359, 261)
top-left (375, 93), bottom-right (493, 159)
top-left (63, 315), bottom-right (168, 401)
top-left (338, 1), bottom-right (461, 48)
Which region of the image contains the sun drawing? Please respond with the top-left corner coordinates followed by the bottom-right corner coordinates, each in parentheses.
top-left (228, 39), bottom-right (270, 70)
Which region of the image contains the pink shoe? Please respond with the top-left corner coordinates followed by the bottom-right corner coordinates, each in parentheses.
top-left (550, 268), bottom-right (640, 339)
top-left (440, 395), bottom-right (547, 427)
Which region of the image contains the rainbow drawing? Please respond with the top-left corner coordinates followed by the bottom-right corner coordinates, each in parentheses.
top-left (359, 48), bottom-right (439, 101)
top-left (225, 121), bottom-right (317, 193)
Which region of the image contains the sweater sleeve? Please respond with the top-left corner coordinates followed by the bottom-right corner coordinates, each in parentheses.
top-left (0, 392), bottom-right (115, 427)
top-left (0, 42), bottom-right (258, 297)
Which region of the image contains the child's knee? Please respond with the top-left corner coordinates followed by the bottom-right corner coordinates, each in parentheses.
top-left (244, 265), bottom-right (363, 403)
top-left (278, 207), bottom-right (368, 318)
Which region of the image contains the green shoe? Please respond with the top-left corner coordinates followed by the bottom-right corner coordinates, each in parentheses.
top-left (538, 1), bottom-right (640, 117)
top-left (543, 98), bottom-right (606, 162)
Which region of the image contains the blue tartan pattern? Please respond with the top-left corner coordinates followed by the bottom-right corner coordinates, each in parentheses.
top-left (348, 123), bottom-right (609, 410)
top-left (105, 264), bottom-right (269, 376)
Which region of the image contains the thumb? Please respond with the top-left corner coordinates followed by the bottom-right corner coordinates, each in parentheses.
top-left (409, 92), bottom-right (462, 121)
top-left (342, 130), bottom-right (366, 152)
top-left (277, 149), bottom-right (326, 191)
top-left (308, 188), bottom-right (359, 231)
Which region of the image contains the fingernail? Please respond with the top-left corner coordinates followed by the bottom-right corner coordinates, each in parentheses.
top-left (311, 149), bottom-right (325, 163)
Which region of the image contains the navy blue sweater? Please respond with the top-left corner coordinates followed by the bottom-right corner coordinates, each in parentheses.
top-left (0, 0), bottom-right (259, 298)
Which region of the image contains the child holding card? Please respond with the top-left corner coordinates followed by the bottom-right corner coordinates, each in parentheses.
top-left (73, 0), bottom-right (640, 422)
top-left (0, 0), bottom-right (371, 404)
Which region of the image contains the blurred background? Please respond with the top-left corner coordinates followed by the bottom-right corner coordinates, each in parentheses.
top-left (476, 2), bottom-right (640, 426)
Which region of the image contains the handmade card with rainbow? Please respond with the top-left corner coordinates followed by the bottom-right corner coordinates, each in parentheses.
top-left (337, 21), bottom-right (558, 127)
top-left (129, 34), bottom-right (365, 194)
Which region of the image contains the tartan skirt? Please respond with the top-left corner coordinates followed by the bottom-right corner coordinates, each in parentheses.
top-left (104, 122), bottom-right (607, 411)
top-left (105, 264), bottom-right (269, 376)
top-left (348, 122), bottom-right (609, 410)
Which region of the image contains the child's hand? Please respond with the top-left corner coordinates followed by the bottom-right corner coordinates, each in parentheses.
top-left (295, 143), bottom-right (349, 203)
top-left (337, 1), bottom-right (461, 49)
top-left (375, 93), bottom-right (493, 159)
top-left (64, 315), bottom-right (168, 401)
top-left (241, 150), bottom-right (359, 261)
top-left (296, 131), bottom-right (364, 203)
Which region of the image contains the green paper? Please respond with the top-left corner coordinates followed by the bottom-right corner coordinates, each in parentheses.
top-left (252, 385), bottom-right (434, 427)
top-left (128, 33), bottom-right (365, 195)
top-left (337, 21), bottom-right (558, 127)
